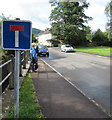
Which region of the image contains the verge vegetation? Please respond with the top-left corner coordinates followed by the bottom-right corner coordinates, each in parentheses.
top-left (6, 73), bottom-right (45, 119)
top-left (75, 46), bottom-right (112, 56)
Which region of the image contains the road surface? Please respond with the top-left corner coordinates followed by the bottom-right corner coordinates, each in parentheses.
top-left (40, 47), bottom-right (111, 115)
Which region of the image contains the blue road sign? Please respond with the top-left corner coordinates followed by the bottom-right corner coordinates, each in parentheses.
top-left (2, 20), bottom-right (32, 50)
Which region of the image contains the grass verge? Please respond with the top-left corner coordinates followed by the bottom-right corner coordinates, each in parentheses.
top-left (75, 46), bottom-right (112, 56)
top-left (6, 73), bottom-right (45, 119)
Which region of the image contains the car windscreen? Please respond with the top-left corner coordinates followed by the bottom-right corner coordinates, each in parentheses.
top-left (38, 45), bottom-right (47, 49)
top-left (65, 45), bottom-right (71, 47)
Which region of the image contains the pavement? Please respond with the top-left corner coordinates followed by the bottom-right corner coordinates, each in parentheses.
top-left (31, 59), bottom-right (110, 119)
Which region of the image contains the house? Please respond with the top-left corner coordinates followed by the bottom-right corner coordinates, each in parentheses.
top-left (38, 29), bottom-right (52, 47)
top-left (38, 29), bottom-right (60, 47)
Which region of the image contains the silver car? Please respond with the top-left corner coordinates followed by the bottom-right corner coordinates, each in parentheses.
top-left (61, 45), bottom-right (74, 52)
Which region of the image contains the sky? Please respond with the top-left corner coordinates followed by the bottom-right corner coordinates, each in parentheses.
top-left (0, 0), bottom-right (110, 32)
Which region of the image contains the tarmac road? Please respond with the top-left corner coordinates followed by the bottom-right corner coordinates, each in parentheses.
top-left (31, 59), bottom-right (109, 118)
top-left (41, 47), bottom-right (111, 115)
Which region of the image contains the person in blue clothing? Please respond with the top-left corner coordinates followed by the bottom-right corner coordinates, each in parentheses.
top-left (30, 43), bottom-right (38, 72)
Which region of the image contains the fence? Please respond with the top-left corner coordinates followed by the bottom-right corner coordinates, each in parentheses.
top-left (0, 50), bottom-right (30, 93)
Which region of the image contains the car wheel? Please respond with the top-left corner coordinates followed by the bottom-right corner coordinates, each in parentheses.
top-left (47, 53), bottom-right (49, 57)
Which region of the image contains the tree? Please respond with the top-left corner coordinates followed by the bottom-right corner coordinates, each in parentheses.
top-left (49, 1), bottom-right (92, 46)
top-left (103, 30), bottom-right (112, 46)
top-left (105, 1), bottom-right (112, 25)
top-left (32, 34), bottom-right (37, 43)
top-left (84, 26), bottom-right (92, 41)
top-left (105, 1), bottom-right (112, 46)
top-left (92, 29), bottom-right (109, 46)
top-left (0, 13), bottom-right (14, 20)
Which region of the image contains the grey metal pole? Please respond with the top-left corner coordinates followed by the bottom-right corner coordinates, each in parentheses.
top-left (14, 50), bottom-right (20, 118)
top-left (19, 51), bottom-right (22, 77)
top-left (14, 17), bottom-right (20, 118)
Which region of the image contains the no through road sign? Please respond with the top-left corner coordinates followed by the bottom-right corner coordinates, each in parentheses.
top-left (2, 20), bottom-right (32, 50)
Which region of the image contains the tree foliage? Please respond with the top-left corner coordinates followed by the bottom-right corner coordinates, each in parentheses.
top-left (49, 1), bottom-right (92, 46)
top-left (105, 1), bottom-right (112, 46)
top-left (32, 34), bottom-right (38, 43)
top-left (105, 1), bottom-right (112, 32)
top-left (92, 29), bottom-right (109, 46)
top-left (84, 26), bottom-right (92, 41)
top-left (105, 1), bottom-right (112, 21)
top-left (0, 13), bottom-right (14, 20)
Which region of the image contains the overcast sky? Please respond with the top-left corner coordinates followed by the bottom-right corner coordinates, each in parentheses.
top-left (0, 0), bottom-right (110, 32)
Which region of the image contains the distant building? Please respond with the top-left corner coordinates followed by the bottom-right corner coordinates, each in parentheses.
top-left (38, 31), bottom-right (52, 46)
top-left (38, 29), bottom-right (60, 47)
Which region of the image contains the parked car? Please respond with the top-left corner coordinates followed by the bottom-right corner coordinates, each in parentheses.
top-left (38, 45), bottom-right (49, 56)
top-left (61, 45), bottom-right (74, 52)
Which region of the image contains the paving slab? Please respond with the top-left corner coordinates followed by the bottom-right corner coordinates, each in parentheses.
top-left (31, 59), bottom-right (109, 118)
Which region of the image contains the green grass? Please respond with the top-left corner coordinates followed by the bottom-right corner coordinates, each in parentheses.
top-left (6, 73), bottom-right (45, 119)
top-left (75, 46), bottom-right (112, 56)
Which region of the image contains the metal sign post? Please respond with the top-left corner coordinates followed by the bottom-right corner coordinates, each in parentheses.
top-left (14, 27), bottom-right (20, 118)
top-left (1, 20), bottom-right (32, 118)
top-left (10, 23), bottom-right (24, 118)
top-left (14, 50), bottom-right (20, 118)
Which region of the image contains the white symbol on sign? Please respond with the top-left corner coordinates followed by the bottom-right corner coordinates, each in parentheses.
top-left (15, 31), bottom-right (19, 47)
top-left (10, 25), bottom-right (24, 47)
